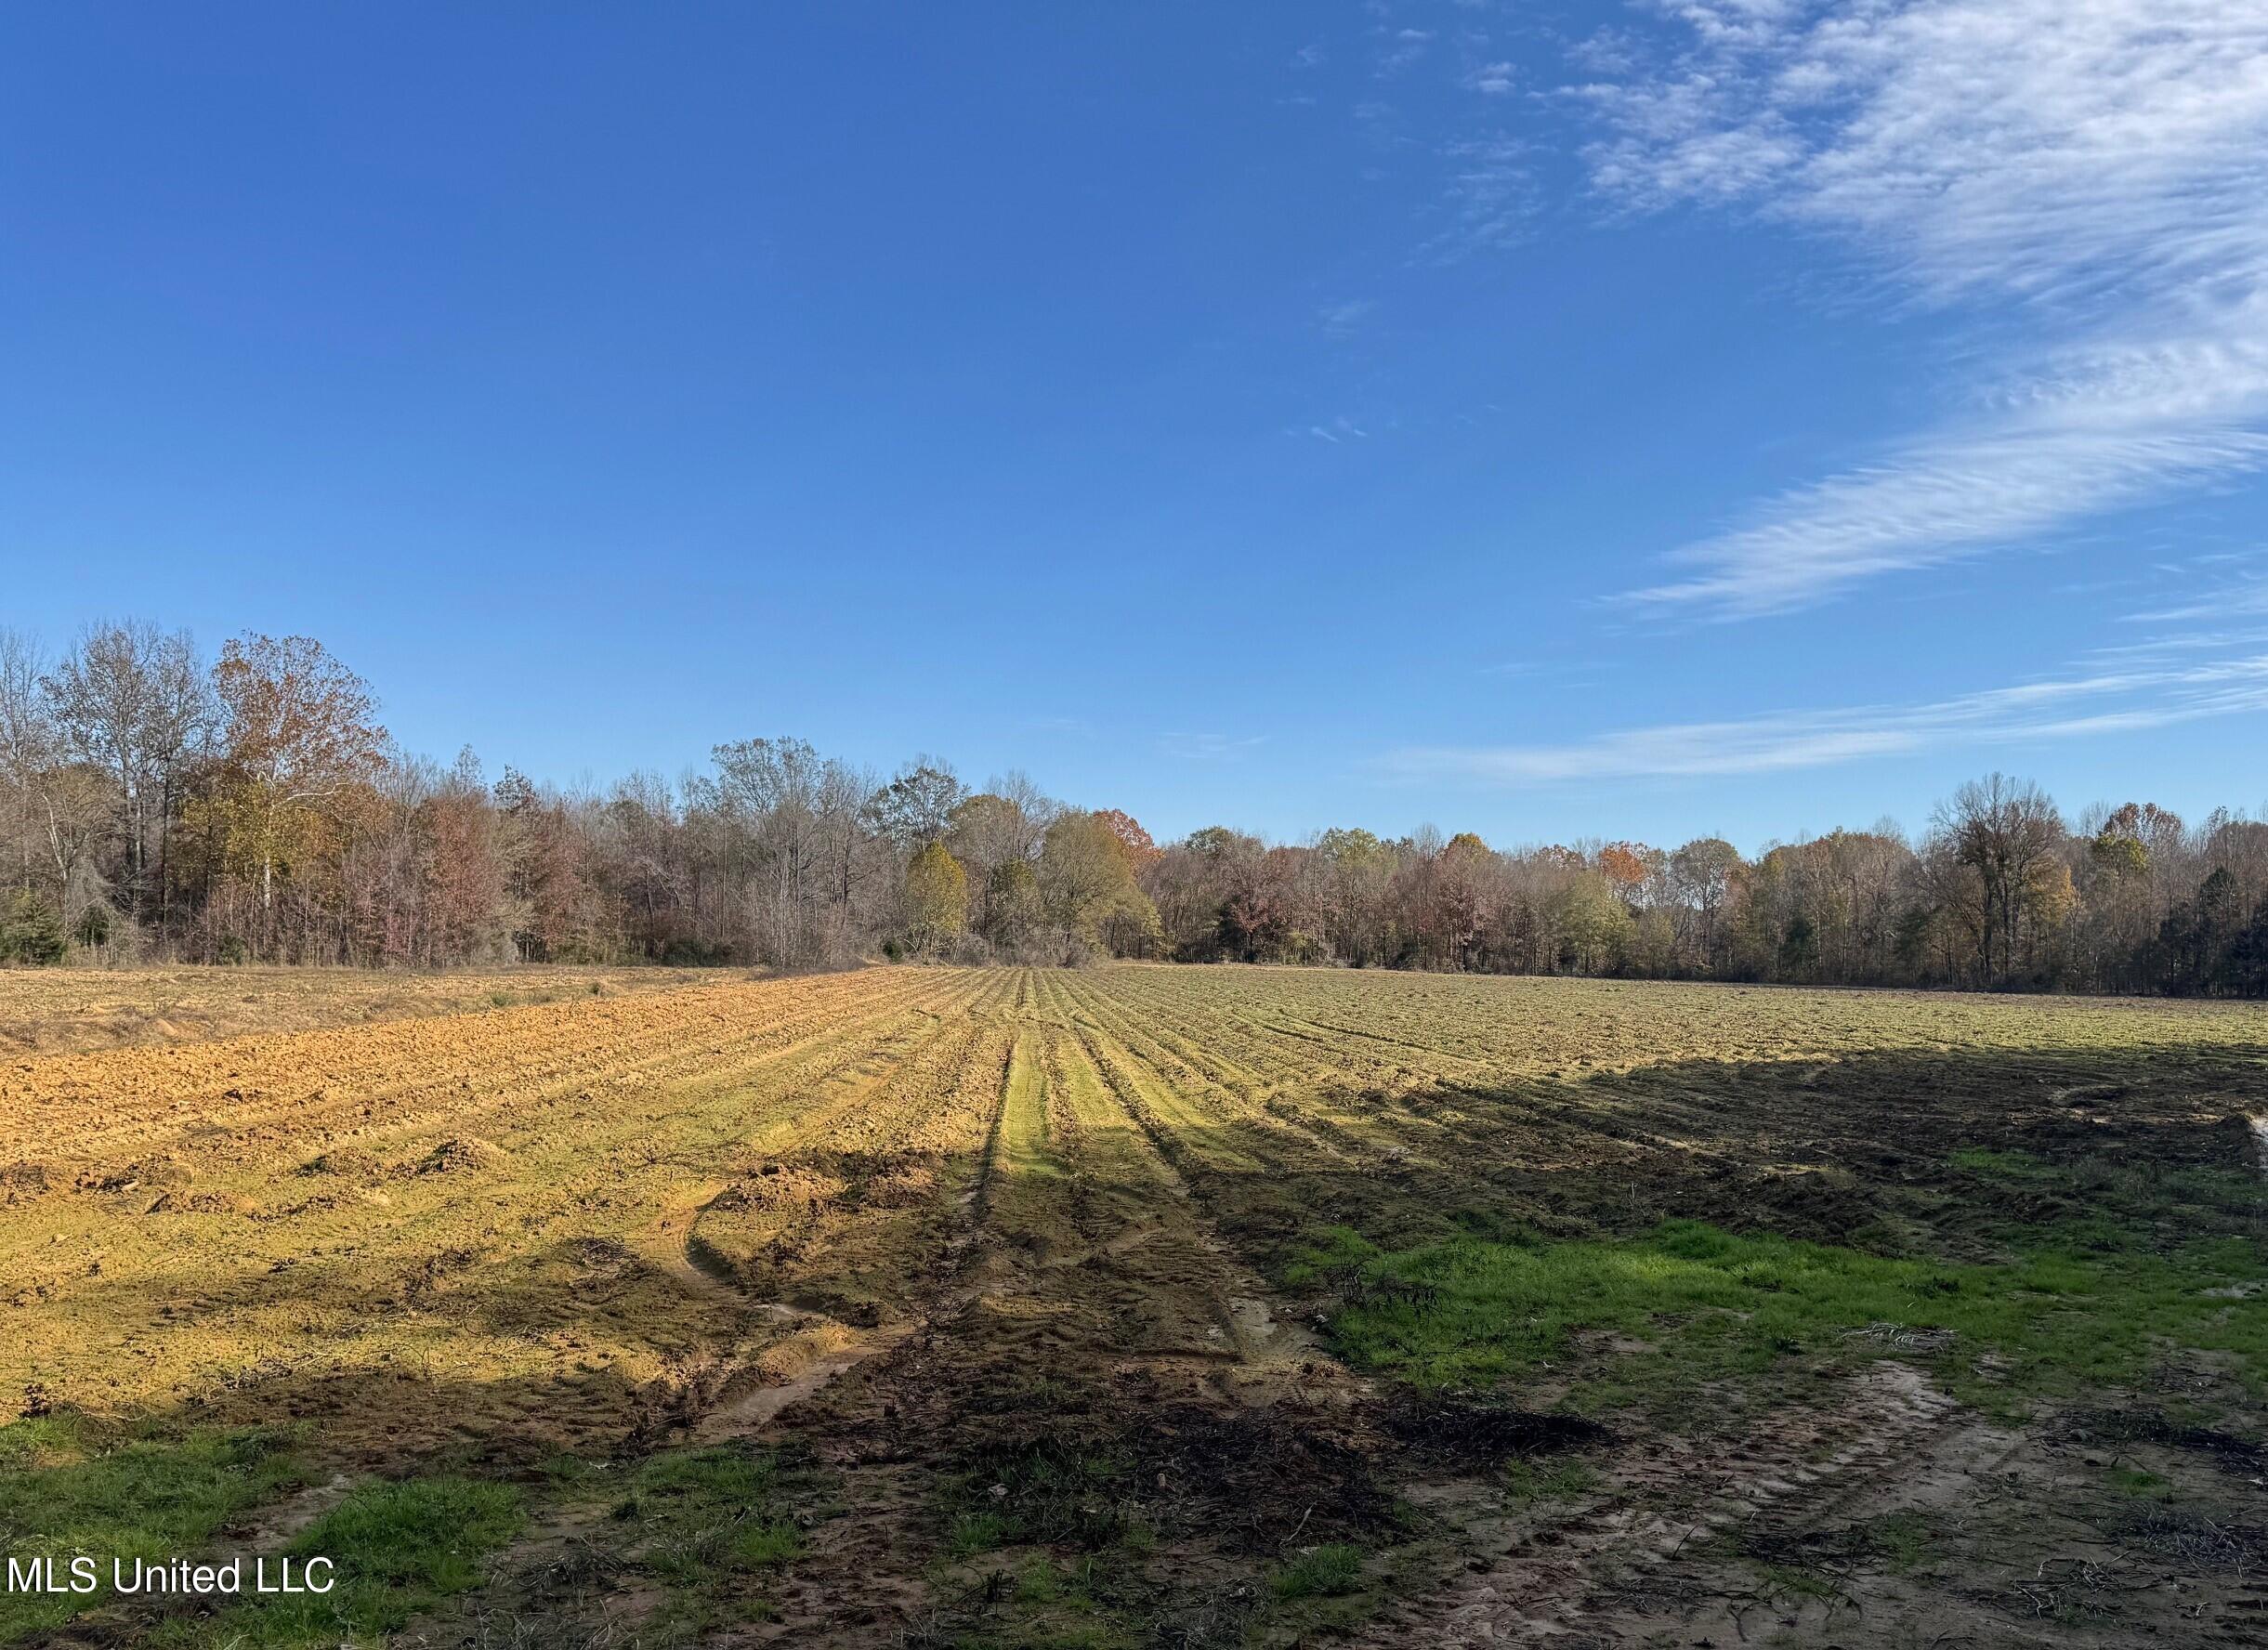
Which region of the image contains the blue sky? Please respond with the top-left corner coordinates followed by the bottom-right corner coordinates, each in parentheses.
top-left (6, 2), bottom-right (2265, 852)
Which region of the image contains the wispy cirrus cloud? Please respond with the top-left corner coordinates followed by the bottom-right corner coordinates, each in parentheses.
top-left (1577, 0), bottom-right (2268, 618)
top-left (2121, 553), bottom-right (2268, 624)
top-left (1304, 414), bottom-right (1370, 444)
top-left (1384, 652), bottom-right (2268, 781)
top-left (1412, 132), bottom-right (1535, 262)
top-left (1305, 5), bottom-right (1540, 265)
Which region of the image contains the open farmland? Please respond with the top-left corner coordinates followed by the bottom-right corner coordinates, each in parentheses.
top-left (3, 966), bottom-right (2264, 1649)
top-left (0, 966), bottom-right (713, 1056)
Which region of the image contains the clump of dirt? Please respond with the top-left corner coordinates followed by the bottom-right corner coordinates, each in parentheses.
top-left (863, 1159), bottom-right (939, 1208)
top-left (1, 1159), bottom-right (52, 1205)
top-left (146, 1190), bottom-right (259, 1215)
top-left (299, 1146), bottom-right (383, 1179)
top-left (73, 1156), bottom-right (196, 1194)
top-left (1145, 1402), bottom-right (1396, 1553)
top-left (412, 1136), bottom-right (510, 1175)
top-left (570, 1236), bottom-right (634, 1274)
top-left (2058, 1408), bottom-right (2266, 1475)
top-left (922, 1375), bottom-right (1396, 1563)
top-left (713, 1164), bottom-right (846, 1211)
top-left (400, 1246), bottom-right (483, 1300)
top-left (1379, 1394), bottom-right (1607, 1467)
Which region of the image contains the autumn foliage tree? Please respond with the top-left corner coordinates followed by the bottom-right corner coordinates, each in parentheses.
top-left (197, 635), bottom-right (386, 953)
top-left (0, 613), bottom-right (2262, 994)
top-left (903, 841), bottom-right (969, 953)
top-left (1041, 811), bottom-right (1163, 959)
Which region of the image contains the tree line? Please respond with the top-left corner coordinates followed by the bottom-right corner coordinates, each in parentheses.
top-left (2, 622), bottom-right (2264, 995)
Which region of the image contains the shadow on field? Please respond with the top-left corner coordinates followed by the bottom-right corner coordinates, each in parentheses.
top-left (1169, 1036), bottom-right (2268, 1268)
top-left (8, 1031), bottom-right (2265, 1648)
top-left (18, 1036), bottom-right (2265, 1453)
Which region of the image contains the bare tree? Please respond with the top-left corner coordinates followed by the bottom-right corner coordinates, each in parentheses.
top-left (1933, 774), bottom-right (2064, 980)
top-left (0, 629), bottom-right (57, 895)
top-left (46, 622), bottom-right (161, 915)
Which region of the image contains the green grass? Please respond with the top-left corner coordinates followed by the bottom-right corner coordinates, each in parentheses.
top-left (941, 1546), bottom-right (1147, 1649)
top-left (937, 1437), bottom-right (1131, 1556)
top-left (156, 1476), bottom-right (525, 1647)
top-left (2106, 1466), bottom-right (2172, 1499)
top-left (1950, 1147), bottom-right (2268, 1246)
top-left (1266, 1543), bottom-right (1364, 1600)
top-left (1748, 1560), bottom-right (1842, 1603)
top-left (0, 1415), bottom-right (309, 1643)
top-left (948, 1510), bottom-right (1016, 1558)
top-left (1868, 1510), bottom-right (1935, 1573)
top-left (1297, 1211), bottom-right (2267, 1417)
top-left (621, 1445), bottom-right (804, 1588)
top-left (1500, 1458), bottom-right (1598, 1505)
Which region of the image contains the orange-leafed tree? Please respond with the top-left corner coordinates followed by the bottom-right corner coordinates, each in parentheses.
top-left (1092, 808), bottom-right (1160, 870)
top-left (1595, 841), bottom-right (1654, 892)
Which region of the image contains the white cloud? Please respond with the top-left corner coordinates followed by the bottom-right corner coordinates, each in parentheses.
top-left (1385, 652), bottom-right (2268, 780)
top-left (1414, 133), bottom-right (1535, 261)
top-left (1377, 27), bottom-right (1435, 76)
top-left (1580, 0), bottom-right (2268, 616)
top-left (1464, 60), bottom-right (1517, 95)
top-left (1317, 297), bottom-right (1376, 339)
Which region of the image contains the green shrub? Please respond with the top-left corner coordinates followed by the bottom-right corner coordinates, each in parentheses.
top-left (0, 891), bottom-right (65, 965)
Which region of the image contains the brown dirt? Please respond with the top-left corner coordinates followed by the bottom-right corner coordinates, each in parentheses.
top-left (0, 962), bottom-right (707, 1054)
top-left (3, 963), bottom-right (2263, 1646)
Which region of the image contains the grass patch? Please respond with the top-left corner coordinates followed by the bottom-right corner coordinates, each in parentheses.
top-left (1868, 1510), bottom-right (1935, 1574)
top-left (1748, 1560), bottom-right (1842, 1603)
top-left (944, 1548), bottom-right (1148, 1649)
top-left (0, 1414), bottom-right (308, 1643)
top-left (949, 1510), bottom-right (1016, 1559)
top-left (939, 1437), bottom-right (1131, 1555)
top-left (166, 1475), bottom-right (525, 1647)
top-left (1301, 1215), bottom-right (2267, 1417)
top-left (1500, 1458), bottom-right (1598, 1505)
top-left (2106, 1466), bottom-right (2172, 1499)
top-left (620, 1445), bottom-right (804, 1588)
top-left (1951, 1146), bottom-right (2268, 1247)
top-left (1266, 1543), bottom-right (1364, 1600)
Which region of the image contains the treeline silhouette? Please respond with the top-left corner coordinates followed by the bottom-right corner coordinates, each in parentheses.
top-left (2, 624), bottom-right (2263, 995)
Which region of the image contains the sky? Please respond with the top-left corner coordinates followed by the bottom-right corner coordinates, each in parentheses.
top-left (5, 1), bottom-right (2266, 853)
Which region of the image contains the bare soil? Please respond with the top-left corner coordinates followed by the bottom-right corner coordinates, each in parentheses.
top-left (2, 965), bottom-right (2262, 1648)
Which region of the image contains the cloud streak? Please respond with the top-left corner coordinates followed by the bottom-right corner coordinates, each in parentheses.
top-left (1385, 652), bottom-right (2268, 781)
top-left (1580, 0), bottom-right (2268, 617)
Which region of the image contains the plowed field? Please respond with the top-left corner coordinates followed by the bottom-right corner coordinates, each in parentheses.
top-left (3, 966), bottom-right (2263, 1648)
